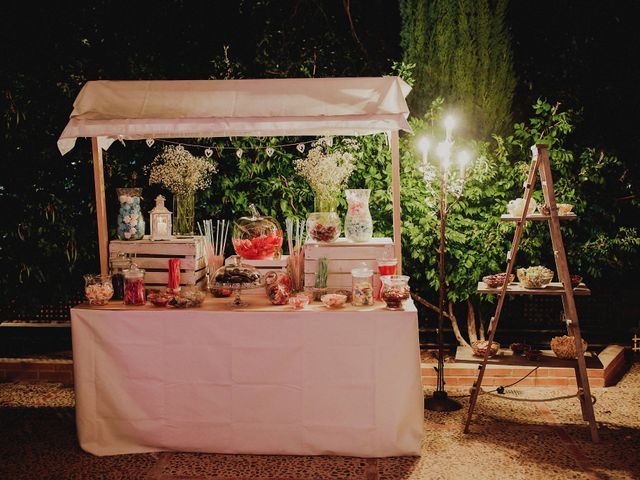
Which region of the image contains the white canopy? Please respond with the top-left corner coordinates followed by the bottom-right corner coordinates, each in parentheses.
top-left (58, 77), bottom-right (412, 154)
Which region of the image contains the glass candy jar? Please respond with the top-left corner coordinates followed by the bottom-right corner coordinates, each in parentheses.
top-left (116, 188), bottom-right (145, 240)
top-left (232, 204), bottom-right (283, 260)
top-left (123, 264), bottom-right (146, 305)
top-left (307, 212), bottom-right (341, 242)
top-left (344, 189), bottom-right (373, 242)
top-left (351, 267), bottom-right (374, 306)
top-left (380, 275), bottom-right (410, 310)
top-left (84, 274), bottom-right (114, 305)
top-left (264, 270), bottom-right (292, 305)
top-left (110, 252), bottom-right (131, 301)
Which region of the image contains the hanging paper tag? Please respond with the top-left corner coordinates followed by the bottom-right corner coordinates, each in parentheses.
top-left (204, 148), bottom-right (213, 158)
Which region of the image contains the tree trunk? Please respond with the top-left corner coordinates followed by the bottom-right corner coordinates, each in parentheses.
top-left (466, 299), bottom-right (477, 343)
top-left (478, 308), bottom-right (486, 341)
top-left (448, 303), bottom-right (470, 347)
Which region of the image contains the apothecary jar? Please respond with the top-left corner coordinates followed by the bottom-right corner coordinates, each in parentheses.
top-left (116, 188), bottom-right (145, 240)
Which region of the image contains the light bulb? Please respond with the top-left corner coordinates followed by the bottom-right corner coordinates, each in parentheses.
top-left (458, 150), bottom-right (471, 170)
top-left (418, 137), bottom-right (431, 156)
top-left (444, 115), bottom-right (456, 133)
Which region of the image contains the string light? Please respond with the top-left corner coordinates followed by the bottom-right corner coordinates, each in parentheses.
top-left (144, 136), bottom-right (329, 154)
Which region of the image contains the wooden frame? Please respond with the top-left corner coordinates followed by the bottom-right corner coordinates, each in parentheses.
top-left (91, 132), bottom-right (404, 276)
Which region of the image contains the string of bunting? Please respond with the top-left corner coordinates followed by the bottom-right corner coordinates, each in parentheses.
top-left (141, 136), bottom-right (334, 159)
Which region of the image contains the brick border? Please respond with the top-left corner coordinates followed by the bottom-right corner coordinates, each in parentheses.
top-left (0, 357), bottom-right (73, 384)
top-left (421, 344), bottom-right (628, 389)
top-left (0, 345), bottom-right (628, 388)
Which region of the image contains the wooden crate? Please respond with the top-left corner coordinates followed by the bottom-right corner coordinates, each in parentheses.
top-left (109, 236), bottom-right (206, 289)
top-left (224, 256), bottom-right (289, 296)
top-left (304, 237), bottom-right (394, 289)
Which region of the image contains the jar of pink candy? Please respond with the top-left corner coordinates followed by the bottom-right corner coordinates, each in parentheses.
top-left (84, 274), bottom-right (114, 305)
top-left (123, 264), bottom-right (146, 305)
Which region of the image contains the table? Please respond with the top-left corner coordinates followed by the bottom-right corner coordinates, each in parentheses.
top-left (71, 297), bottom-right (423, 457)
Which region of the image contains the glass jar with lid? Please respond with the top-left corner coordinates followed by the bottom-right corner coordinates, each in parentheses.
top-left (110, 252), bottom-right (131, 300)
top-left (232, 204), bottom-right (283, 260)
top-left (123, 263), bottom-right (146, 305)
top-left (351, 266), bottom-right (374, 306)
top-left (211, 255), bottom-right (263, 307)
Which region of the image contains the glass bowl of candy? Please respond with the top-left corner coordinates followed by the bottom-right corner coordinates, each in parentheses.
top-left (517, 266), bottom-right (554, 288)
top-left (482, 273), bottom-right (515, 289)
top-left (307, 212), bottom-right (341, 243)
top-left (471, 340), bottom-right (501, 357)
top-left (321, 293), bottom-right (347, 308)
top-left (264, 271), bottom-right (292, 305)
top-left (116, 188), bottom-right (145, 240)
top-left (84, 274), bottom-right (114, 305)
top-left (380, 275), bottom-right (411, 310)
top-left (232, 204), bottom-right (283, 260)
top-left (288, 294), bottom-right (310, 310)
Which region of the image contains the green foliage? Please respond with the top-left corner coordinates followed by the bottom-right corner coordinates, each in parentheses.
top-left (400, 0), bottom-right (516, 137)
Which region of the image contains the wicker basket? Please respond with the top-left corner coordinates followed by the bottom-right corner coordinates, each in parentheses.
top-left (471, 340), bottom-right (500, 357)
top-left (550, 335), bottom-right (588, 359)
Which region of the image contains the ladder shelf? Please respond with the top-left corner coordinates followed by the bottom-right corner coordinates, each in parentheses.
top-left (463, 144), bottom-right (599, 443)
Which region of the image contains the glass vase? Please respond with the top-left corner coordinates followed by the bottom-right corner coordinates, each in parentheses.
top-left (344, 189), bottom-right (373, 242)
top-left (173, 193), bottom-right (195, 236)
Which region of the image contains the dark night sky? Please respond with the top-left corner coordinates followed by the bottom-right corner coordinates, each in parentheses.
top-left (2, 1), bottom-right (639, 165)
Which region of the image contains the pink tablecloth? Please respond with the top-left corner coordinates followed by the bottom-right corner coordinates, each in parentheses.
top-left (71, 298), bottom-right (423, 457)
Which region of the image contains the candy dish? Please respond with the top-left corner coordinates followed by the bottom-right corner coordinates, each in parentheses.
top-left (471, 340), bottom-right (500, 357)
top-left (288, 294), bottom-right (309, 310)
top-left (321, 293), bottom-right (347, 308)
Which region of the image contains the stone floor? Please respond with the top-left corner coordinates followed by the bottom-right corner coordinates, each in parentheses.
top-left (1, 362), bottom-right (639, 480)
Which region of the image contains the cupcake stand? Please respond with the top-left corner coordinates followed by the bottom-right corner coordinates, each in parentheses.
top-left (60, 78), bottom-right (423, 457)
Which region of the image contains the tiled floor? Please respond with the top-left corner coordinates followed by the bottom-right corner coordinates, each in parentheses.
top-left (1, 362), bottom-right (639, 479)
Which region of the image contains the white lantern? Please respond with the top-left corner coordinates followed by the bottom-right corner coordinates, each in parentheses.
top-left (150, 195), bottom-right (172, 241)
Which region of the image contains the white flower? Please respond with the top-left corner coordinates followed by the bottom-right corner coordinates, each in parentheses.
top-left (126, 196), bottom-right (134, 205)
top-left (130, 219), bottom-right (138, 227)
top-left (123, 215), bottom-right (131, 224)
top-left (146, 145), bottom-right (218, 195)
top-left (294, 141), bottom-right (356, 205)
top-left (124, 231), bottom-right (131, 239)
top-left (119, 195), bottom-right (127, 204)
top-left (130, 227), bottom-right (137, 235)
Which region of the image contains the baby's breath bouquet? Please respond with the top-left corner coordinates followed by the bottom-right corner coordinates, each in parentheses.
top-left (294, 138), bottom-right (356, 212)
top-left (147, 145), bottom-right (217, 235)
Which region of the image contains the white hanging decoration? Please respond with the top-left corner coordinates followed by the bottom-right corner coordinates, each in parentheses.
top-left (145, 138), bottom-right (155, 147)
top-left (296, 143), bottom-right (305, 153)
top-left (176, 145), bottom-right (184, 152)
top-left (117, 135), bottom-right (126, 146)
top-left (326, 137), bottom-right (334, 146)
top-left (236, 148), bottom-right (243, 159)
top-left (265, 147), bottom-right (275, 157)
top-left (204, 148), bottom-right (213, 158)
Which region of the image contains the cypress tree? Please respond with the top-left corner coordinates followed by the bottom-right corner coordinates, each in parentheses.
top-left (400, 0), bottom-right (516, 137)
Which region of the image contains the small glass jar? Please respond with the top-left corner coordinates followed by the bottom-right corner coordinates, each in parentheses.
top-left (307, 212), bottom-right (341, 242)
top-left (116, 188), bottom-right (145, 240)
top-left (380, 275), bottom-right (410, 310)
top-left (110, 252), bottom-right (131, 301)
top-left (344, 189), bottom-right (373, 242)
top-left (123, 264), bottom-right (146, 305)
top-left (84, 274), bottom-right (114, 305)
top-left (351, 267), bottom-right (374, 306)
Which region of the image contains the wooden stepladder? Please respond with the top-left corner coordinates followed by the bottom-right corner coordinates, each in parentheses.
top-left (463, 144), bottom-right (599, 443)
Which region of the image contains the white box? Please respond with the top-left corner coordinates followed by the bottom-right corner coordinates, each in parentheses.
top-left (304, 237), bottom-right (394, 289)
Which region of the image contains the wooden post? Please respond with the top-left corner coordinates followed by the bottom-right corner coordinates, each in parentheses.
top-left (91, 137), bottom-right (109, 276)
top-left (390, 130), bottom-right (402, 273)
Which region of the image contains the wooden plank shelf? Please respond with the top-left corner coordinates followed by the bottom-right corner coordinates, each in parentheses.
top-left (477, 281), bottom-right (590, 296)
top-left (500, 213), bottom-right (577, 221)
top-left (455, 346), bottom-right (603, 369)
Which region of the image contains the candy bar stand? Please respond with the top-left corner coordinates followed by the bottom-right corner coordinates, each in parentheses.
top-left (58, 77), bottom-right (422, 457)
